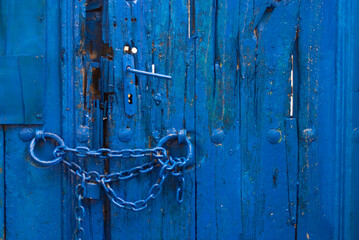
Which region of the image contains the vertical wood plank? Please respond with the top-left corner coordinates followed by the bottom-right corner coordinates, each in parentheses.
top-left (0, 127), bottom-right (4, 240)
top-left (297, 0), bottom-right (338, 239)
top-left (61, 0), bottom-right (86, 238)
top-left (108, 1), bottom-right (152, 238)
top-left (108, 0), bottom-right (195, 238)
top-left (238, 0), bottom-right (299, 238)
top-left (337, 0), bottom-right (359, 239)
top-left (153, 1), bottom-right (196, 239)
top-left (238, 1), bottom-right (260, 237)
top-left (195, 0), bottom-right (242, 239)
top-left (61, 0), bottom-right (108, 238)
top-left (60, 0), bottom-right (76, 238)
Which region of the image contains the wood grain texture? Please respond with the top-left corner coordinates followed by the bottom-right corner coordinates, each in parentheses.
top-left (107, 0), bottom-right (195, 238)
top-left (337, 0), bottom-right (359, 239)
top-left (238, 0), bottom-right (299, 238)
top-left (60, 0), bottom-right (76, 238)
top-left (61, 0), bottom-right (108, 238)
top-left (0, 127), bottom-right (4, 240)
top-left (195, 0), bottom-right (242, 239)
top-left (297, 0), bottom-right (338, 239)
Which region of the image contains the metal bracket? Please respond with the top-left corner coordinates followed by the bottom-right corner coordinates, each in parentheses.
top-left (122, 54), bottom-right (172, 116)
top-left (285, 118), bottom-right (299, 225)
top-left (123, 54), bottom-right (138, 116)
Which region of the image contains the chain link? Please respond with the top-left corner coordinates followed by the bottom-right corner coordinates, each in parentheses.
top-left (29, 131), bottom-right (192, 239)
top-left (57, 145), bottom-right (187, 208)
top-left (99, 157), bottom-right (186, 211)
top-left (74, 173), bottom-right (86, 240)
top-left (55, 145), bottom-right (167, 160)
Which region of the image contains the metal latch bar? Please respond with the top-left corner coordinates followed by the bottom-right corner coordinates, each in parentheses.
top-left (126, 67), bottom-right (172, 80)
top-left (122, 54), bottom-right (172, 116)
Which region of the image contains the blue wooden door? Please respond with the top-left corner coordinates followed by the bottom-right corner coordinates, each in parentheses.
top-left (0, 0), bottom-right (358, 239)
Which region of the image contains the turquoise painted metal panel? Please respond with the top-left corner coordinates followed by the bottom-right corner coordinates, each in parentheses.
top-left (0, 0), bottom-right (62, 239)
top-left (0, 56), bottom-right (45, 124)
top-left (0, 0), bottom-right (358, 239)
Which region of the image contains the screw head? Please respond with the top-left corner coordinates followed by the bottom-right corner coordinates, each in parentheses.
top-left (118, 128), bottom-right (132, 142)
top-left (301, 128), bottom-right (317, 142)
top-left (211, 129), bottom-right (225, 144)
top-left (19, 128), bottom-right (35, 142)
top-left (267, 129), bottom-right (281, 144)
top-left (76, 125), bottom-right (90, 143)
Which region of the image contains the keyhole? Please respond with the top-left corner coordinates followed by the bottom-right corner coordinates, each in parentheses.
top-left (128, 94), bottom-right (133, 104)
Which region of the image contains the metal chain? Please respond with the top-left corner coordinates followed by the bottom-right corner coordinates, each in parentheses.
top-left (29, 131), bottom-right (193, 239)
top-left (99, 157), bottom-right (186, 211)
top-left (54, 145), bottom-right (167, 160)
top-left (74, 173), bottom-right (86, 240)
top-left (57, 146), bottom-right (187, 207)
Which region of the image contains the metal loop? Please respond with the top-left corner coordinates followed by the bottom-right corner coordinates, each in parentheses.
top-left (97, 148), bottom-right (112, 159)
top-left (176, 177), bottom-right (185, 203)
top-left (76, 146), bottom-right (90, 158)
top-left (133, 200), bottom-right (148, 211)
top-left (156, 131), bottom-right (194, 167)
top-left (35, 129), bottom-right (45, 142)
top-left (29, 132), bottom-right (66, 167)
top-left (178, 129), bottom-right (187, 144)
top-left (75, 183), bottom-right (86, 199)
top-left (75, 206), bottom-right (85, 219)
top-left (86, 171), bottom-right (101, 183)
top-left (149, 184), bottom-right (162, 198)
top-left (74, 227), bottom-right (84, 240)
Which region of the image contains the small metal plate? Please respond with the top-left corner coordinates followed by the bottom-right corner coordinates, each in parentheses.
top-left (0, 56), bottom-right (45, 124)
top-left (122, 54), bottom-right (137, 116)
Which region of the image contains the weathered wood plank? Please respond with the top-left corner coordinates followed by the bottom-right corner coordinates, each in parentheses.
top-left (60, 0), bottom-right (77, 238)
top-left (297, 0), bottom-right (338, 239)
top-left (238, 1), bottom-right (260, 237)
top-left (154, 0), bottom-right (196, 239)
top-left (61, 0), bottom-right (88, 239)
top-left (0, 127), bottom-right (4, 240)
top-left (61, 0), bottom-right (108, 238)
top-left (238, 0), bottom-right (299, 238)
top-left (255, 1), bottom-right (298, 237)
top-left (337, 0), bottom-right (359, 239)
top-left (195, 0), bottom-right (242, 239)
top-left (108, 0), bottom-right (195, 238)
top-left (108, 1), bottom-right (152, 238)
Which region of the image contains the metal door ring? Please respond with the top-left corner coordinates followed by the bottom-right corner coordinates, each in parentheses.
top-left (156, 130), bottom-right (194, 167)
top-left (29, 132), bottom-right (65, 167)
